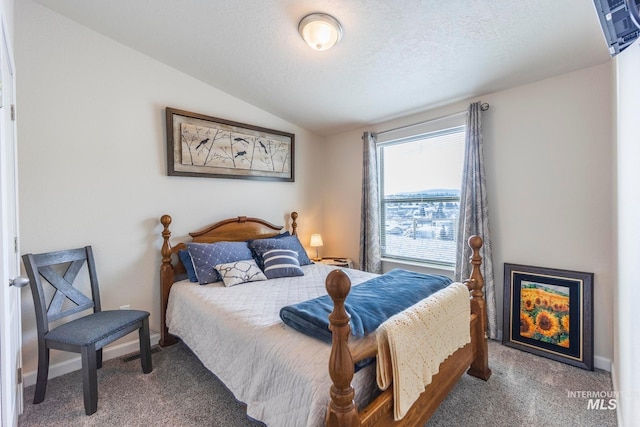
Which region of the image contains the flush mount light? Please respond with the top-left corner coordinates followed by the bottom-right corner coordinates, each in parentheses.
top-left (298, 13), bottom-right (343, 51)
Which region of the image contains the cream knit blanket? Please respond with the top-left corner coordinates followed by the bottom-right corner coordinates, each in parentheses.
top-left (376, 282), bottom-right (471, 420)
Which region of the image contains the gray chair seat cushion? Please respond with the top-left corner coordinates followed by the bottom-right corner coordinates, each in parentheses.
top-left (45, 310), bottom-right (149, 346)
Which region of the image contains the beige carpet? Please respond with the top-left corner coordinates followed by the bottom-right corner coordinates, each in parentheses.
top-left (19, 340), bottom-right (617, 426)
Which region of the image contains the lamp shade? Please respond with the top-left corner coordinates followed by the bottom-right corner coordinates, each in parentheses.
top-left (298, 13), bottom-right (343, 51)
top-left (310, 234), bottom-right (324, 247)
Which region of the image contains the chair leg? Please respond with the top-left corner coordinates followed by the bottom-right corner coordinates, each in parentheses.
top-left (139, 317), bottom-right (153, 374)
top-left (96, 348), bottom-right (103, 369)
top-left (33, 345), bottom-right (50, 404)
top-left (81, 345), bottom-right (98, 415)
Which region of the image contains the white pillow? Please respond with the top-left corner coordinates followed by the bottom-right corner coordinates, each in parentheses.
top-left (215, 259), bottom-right (267, 287)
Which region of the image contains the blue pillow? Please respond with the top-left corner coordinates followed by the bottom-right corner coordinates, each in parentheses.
top-left (248, 231), bottom-right (290, 259)
top-left (187, 241), bottom-right (254, 285)
top-left (249, 235), bottom-right (311, 269)
top-left (261, 249), bottom-right (304, 279)
top-left (178, 249), bottom-right (198, 283)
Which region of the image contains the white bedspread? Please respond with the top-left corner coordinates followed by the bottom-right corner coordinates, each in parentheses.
top-left (376, 282), bottom-right (471, 420)
top-left (166, 263), bottom-right (380, 427)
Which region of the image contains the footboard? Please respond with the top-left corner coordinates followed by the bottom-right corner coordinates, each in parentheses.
top-left (325, 236), bottom-right (491, 427)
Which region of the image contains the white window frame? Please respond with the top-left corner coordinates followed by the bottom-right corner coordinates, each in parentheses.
top-left (376, 113), bottom-right (466, 268)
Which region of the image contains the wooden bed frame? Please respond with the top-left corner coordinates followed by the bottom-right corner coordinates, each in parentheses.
top-left (159, 212), bottom-right (491, 427)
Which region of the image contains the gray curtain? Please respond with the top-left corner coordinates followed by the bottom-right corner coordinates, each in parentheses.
top-left (359, 131), bottom-right (382, 274)
top-left (455, 102), bottom-right (497, 339)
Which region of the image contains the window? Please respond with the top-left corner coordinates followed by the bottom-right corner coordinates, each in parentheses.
top-left (378, 120), bottom-right (465, 267)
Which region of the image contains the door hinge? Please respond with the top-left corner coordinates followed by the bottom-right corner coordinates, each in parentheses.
top-left (17, 367), bottom-right (22, 385)
top-left (11, 104), bottom-right (15, 121)
top-left (14, 237), bottom-right (18, 254)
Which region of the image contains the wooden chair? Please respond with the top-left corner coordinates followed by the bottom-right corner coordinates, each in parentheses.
top-left (22, 246), bottom-right (153, 415)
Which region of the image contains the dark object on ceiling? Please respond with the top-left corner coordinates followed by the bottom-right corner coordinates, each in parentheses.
top-left (594, 0), bottom-right (640, 55)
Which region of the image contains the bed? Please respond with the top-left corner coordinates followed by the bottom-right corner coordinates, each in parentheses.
top-left (159, 212), bottom-right (491, 426)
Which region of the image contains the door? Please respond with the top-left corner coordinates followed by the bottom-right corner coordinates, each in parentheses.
top-left (0, 15), bottom-right (22, 427)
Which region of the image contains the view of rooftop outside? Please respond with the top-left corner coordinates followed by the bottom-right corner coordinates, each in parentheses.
top-left (381, 192), bottom-right (460, 266)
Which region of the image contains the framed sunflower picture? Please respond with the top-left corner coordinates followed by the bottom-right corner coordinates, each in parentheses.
top-left (502, 263), bottom-right (594, 370)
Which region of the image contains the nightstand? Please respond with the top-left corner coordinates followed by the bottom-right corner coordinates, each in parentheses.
top-left (316, 257), bottom-right (353, 268)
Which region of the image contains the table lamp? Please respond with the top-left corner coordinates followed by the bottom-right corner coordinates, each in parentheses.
top-left (310, 234), bottom-right (323, 261)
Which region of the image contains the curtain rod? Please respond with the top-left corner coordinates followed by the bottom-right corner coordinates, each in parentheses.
top-left (374, 102), bottom-right (490, 137)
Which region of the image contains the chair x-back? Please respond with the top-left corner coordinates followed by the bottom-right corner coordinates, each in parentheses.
top-left (22, 246), bottom-right (152, 415)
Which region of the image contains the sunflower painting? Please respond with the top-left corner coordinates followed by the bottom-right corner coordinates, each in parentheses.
top-left (520, 282), bottom-right (569, 347)
top-left (504, 264), bottom-right (594, 370)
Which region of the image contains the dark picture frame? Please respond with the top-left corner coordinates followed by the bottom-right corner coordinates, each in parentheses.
top-left (166, 108), bottom-right (294, 182)
top-left (502, 263), bottom-right (594, 370)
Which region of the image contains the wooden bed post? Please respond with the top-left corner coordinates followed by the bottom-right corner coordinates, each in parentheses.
top-left (465, 235), bottom-right (492, 380)
top-left (291, 211), bottom-right (298, 236)
top-left (325, 270), bottom-right (360, 427)
top-left (160, 215), bottom-right (178, 347)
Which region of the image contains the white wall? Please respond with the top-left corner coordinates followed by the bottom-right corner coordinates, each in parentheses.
top-left (15, 0), bottom-right (325, 378)
top-left (324, 63), bottom-right (614, 368)
top-left (614, 40), bottom-right (640, 427)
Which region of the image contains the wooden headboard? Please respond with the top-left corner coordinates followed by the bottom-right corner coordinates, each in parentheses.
top-left (159, 212), bottom-right (298, 346)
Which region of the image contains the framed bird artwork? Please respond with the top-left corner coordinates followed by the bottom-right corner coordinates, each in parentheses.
top-left (166, 107), bottom-right (294, 182)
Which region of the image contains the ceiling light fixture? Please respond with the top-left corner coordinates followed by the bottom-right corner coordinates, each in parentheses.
top-left (298, 13), bottom-right (343, 51)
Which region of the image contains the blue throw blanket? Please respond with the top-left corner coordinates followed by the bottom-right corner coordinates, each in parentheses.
top-left (279, 269), bottom-right (453, 344)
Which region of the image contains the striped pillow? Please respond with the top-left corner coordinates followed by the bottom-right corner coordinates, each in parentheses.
top-left (262, 249), bottom-right (304, 279)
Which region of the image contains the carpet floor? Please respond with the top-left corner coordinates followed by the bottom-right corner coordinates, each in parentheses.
top-left (18, 340), bottom-right (617, 426)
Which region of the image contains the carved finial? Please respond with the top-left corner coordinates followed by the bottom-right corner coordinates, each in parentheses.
top-left (465, 235), bottom-right (484, 299)
top-left (161, 215), bottom-right (173, 264)
top-left (291, 211), bottom-right (298, 235)
top-left (161, 214), bottom-right (171, 227)
top-left (326, 269), bottom-right (351, 304)
top-left (468, 235), bottom-right (482, 252)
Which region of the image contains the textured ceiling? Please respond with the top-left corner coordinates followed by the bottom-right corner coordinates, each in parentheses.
top-left (32, 0), bottom-right (611, 136)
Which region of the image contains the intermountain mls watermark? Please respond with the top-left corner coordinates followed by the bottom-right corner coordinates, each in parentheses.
top-left (567, 390), bottom-right (618, 410)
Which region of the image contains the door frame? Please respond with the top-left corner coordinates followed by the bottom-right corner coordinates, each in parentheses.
top-left (0, 10), bottom-right (22, 427)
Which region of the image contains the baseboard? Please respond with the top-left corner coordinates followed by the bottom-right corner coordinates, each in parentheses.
top-left (610, 362), bottom-right (623, 427)
top-left (498, 327), bottom-right (611, 372)
top-left (23, 332), bottom-right (160, 387)
top-left (594, 355), bottom-right (611, 372)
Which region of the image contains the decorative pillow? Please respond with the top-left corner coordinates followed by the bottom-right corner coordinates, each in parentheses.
top-left (248, 231), bottom-right (290, 260)
top-left (246, 231), bottom-right (290, 243)
top-left (271, 231), bottom-right (291, 239)
top-left (187, 241), bottom-right (254, 285)
top-left (215, 259), bottom-right (267, 287)
top-left (249, 235), bottom-right (312, 269)
top-left (261, 248), bottom-right (304, 279)
top-left (178, 249), bottom-right (198, 283)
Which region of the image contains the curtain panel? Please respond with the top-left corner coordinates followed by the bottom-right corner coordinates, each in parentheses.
top-left (359, 131), bottom-right (382, 274)
top-left (455, 102), bottom-right (497, 339)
